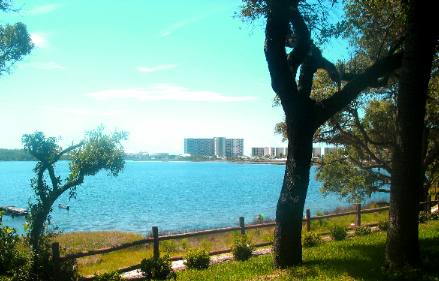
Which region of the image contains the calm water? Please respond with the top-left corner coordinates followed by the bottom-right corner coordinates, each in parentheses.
top-left (0, 161), bottom-right (388, 234)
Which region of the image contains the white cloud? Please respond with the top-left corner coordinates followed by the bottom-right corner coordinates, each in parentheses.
top-left (88, 84), bottom-right (257, 103)
top-left (27, 4), bottom-right (59, 15)
top-left (30, 33), bottom-right (48, 48)
top-left (31, 61), bottom-right (65, 70)
top-left (136, 64), bottom-right (177, 73)
top-left (160, 16), bottom-right (205, 37)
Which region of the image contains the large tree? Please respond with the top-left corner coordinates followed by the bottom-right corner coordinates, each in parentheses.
top-left (0, 0), bottom-right (33, 76)
top-left (242, 0), bottom-right (402, 266)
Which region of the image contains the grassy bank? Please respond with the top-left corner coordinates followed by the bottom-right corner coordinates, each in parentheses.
top-left (175, 220), bottom-right (439, 281)
top-left (54, 205), bottom-right (388, 276)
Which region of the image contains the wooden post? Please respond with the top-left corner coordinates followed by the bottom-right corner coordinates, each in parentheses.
top-left (306, 209), bottom-right (311, 232)
top-left (152, 226), bottom-right (159, 259)
top-left (355, 203), bottom-right (361, 227)
top-left (239, 217), bottom-right (245, 235)
top-left (52, 242), bottom-right (60, 279)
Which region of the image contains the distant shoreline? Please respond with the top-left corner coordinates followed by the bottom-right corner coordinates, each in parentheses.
top-left (0, 159), bottom-right (287, 165)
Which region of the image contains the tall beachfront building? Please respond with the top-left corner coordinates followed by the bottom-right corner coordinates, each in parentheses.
top-left (184, 137), bottom-right (244, 157)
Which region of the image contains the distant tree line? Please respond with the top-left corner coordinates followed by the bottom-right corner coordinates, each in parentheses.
top-left (0, 149), bottom-right (35, 161)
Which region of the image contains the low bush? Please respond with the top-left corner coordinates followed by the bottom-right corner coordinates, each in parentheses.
top-left (302, 232), bottom-right (321, 247)
top-left (378, 221), bottom-right (389, 231)
top-left (231, 235), bottom-right (254, 261)
top-left (184, 249), bottom-right (210, 270)
top-left (330, 225), bottom-right (347, 241)
top-left (140, 255), bottom-right (175, 280)
top-left (0, 214), bottom-right (32, 281)
top-left (94, 271), bottom-right (122, 281)
top-left (354, 226), bottom-right (372, 236)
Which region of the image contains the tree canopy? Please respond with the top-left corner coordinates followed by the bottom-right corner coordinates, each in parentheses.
top-left (0, 1), bottom-right (33, 76)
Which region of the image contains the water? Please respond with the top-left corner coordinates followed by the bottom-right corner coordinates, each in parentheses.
top-left (0, 161), bottom-right (388, 234)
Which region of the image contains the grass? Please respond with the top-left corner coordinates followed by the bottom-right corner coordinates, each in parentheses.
top-left (176, 220), bottom-right (439, 281)
top-left (54, 207), bottom-right (389, 276)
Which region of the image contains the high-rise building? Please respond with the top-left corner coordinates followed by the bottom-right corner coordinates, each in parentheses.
top-left (251, 147), bottom-right (266, 157)
top-left (184, 138), bottom-right (214, 156)
top-left (184, 137), bottom-right (243, 157)
top-left (251, 147), bottom-right (287, 158)
top-left (225, 138), bottom-right (244, 157)
top-left (214, 137), bottom-right (226, 158)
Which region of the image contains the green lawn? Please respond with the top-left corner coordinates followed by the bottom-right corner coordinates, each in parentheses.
top-left (176, 220), bottom-right (439, 281)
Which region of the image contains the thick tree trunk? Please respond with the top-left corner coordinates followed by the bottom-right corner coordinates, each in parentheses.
top-left (386, 0), bottom-right (436, 269)
top-left (273, 118), bottom-right (314, 267)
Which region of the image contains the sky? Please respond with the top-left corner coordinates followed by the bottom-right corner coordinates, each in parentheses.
top-left (0, 0), bottom-right (348, 155)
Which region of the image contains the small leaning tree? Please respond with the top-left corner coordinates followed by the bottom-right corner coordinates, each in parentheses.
top-left (22, 128), bottom-right (127, 252)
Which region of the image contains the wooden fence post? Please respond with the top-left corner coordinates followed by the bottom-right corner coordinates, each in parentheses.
top-left (152, 226), bottom-right (159, 259)
top-left (51, 242), bottom-right (60, 279)
top-left (306, 209), bottom-right (311, 232)
top-left (355, 203), bottom-right (361, 227)
top-left (239, 217), bottom-right (245, 235)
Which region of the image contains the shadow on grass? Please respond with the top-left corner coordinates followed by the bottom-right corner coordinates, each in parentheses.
top-left (293, 236), bottom-right (439, 281)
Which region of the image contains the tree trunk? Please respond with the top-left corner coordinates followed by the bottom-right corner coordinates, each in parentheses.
top-left (30, 203), bottom-right (52, 252)
top-left (386, 0), bottom-right (436, 269)
top-left (273, 118), bottom-right (314, 267)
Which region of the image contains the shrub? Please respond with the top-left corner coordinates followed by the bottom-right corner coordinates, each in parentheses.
top-left (184, 249), bottom-right (210, 270)
top-left (140, 255), bottom-right (175, 280)
top-left (232, 235), bottom-right (254, 261)
top-left (94, 271), bottom-right (122, 281)
top-left (302, 232), bottom-right (321, 247)
top-left (0, 215), bottom-right (32, 281)
top-left (354, 226), bottom-right (372, 236)
top-left (330, 225), bottom-right (347, 241)
top-left (378, 221), bottom-right (389, 231)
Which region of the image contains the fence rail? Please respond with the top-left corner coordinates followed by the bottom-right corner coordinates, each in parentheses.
top-left (53, 199), bottom-right (439, 273)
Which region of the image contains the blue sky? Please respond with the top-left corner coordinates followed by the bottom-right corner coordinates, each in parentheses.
top-left (0, 0), bottom-right (347, 154)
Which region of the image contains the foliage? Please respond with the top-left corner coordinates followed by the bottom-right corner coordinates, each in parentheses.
top-left (302, 232), bottom-right (321, 248)
top-left (22, 128), bottom-right (126, 258)
top-left (184, 249), bottom-right (210, 270)
top-left (0, 1), bottom-right (33, 75)
top-left (0, 213), bottom-right (32, 281)
top-left (93, 271), bottom-right (122, 281)
top-left (330, 225), bottom-right (347, 241)
top-left (377, 220), bottom-right (389, 231)
top-left (231, 234), bottom-right (254, 261)
top-left (140, 255), bottom-right (175, 280)
top-left (354, 226), bottom-right (371, 236)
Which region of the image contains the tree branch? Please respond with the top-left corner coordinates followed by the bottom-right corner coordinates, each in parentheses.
top-left (314, 52), bottom-right (403, 127)
top-left (51, 142), bottom-right (84, 164)
top-left (333, 121), bottom-right (392, 173)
